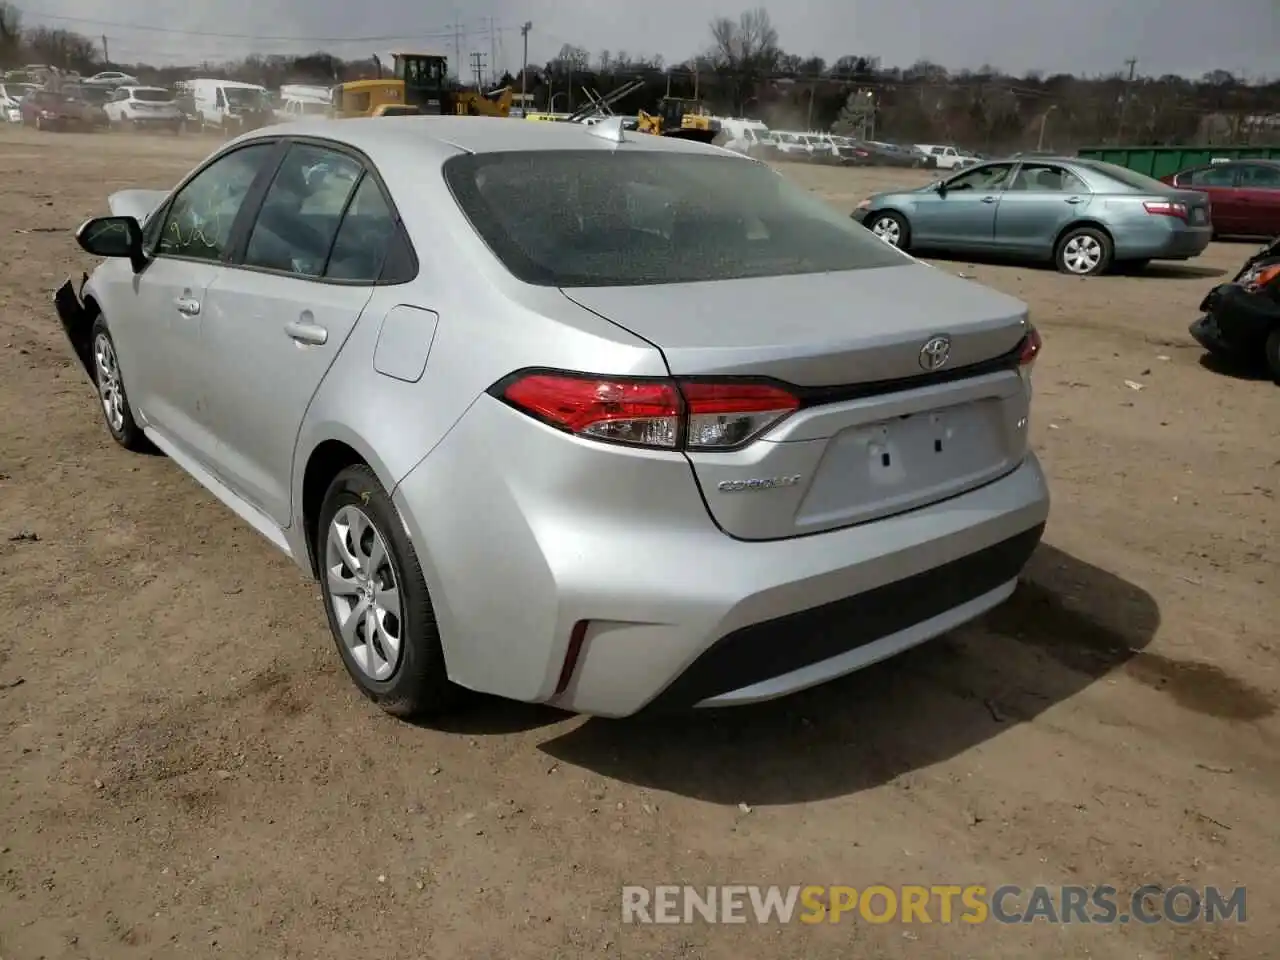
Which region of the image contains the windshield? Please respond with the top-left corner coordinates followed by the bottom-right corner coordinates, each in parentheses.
top-left (302, 100), bottom-right (328, 115)
top-left (225, 87), bottom-right (264, 107)
top-left (443, 150), bottom-right (909, 287)
top-left (131, 87), bottom-right (172, 102)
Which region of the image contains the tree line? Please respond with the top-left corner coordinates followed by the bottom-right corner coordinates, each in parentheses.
top-left (2, 3), bottom-right (1276, 151)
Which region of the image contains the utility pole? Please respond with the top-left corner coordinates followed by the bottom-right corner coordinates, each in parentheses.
top-left (1117, 57), bottom-right (1137, 143)
top-left (452, 20), bottom-right (462, 82)
top-left (520, 21), bottom-right (532, 112)
top-left (488, 17), bottom-right (497, 87)
top-left (469, 51), bottom-right (486, 90)
top-left (101, 34), bottom-right (109, 65)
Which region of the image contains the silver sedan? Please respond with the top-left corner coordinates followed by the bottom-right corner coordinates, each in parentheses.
top-left (55, 116), bottom-right (1049, 718)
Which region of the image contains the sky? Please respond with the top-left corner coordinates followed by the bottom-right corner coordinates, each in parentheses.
top-left (15, 0), bottom-right (1279, 79)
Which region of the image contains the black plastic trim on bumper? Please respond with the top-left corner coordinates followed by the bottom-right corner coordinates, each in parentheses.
top-left (643, 522), bottom-right (1046, 712)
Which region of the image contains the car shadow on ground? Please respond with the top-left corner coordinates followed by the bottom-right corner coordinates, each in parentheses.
top-left (534, 543), bottom-right (1161, 805)
top-left (923, 251), bottom-right (1226, 280)
top-left (1197, 351), bottom-right (1274, 383)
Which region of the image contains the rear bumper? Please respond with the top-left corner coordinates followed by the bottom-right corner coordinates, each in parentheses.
top-left (393, 394), bottom-right (1050, 717)
top-left (1114, 224), bottom-right (1212, 261)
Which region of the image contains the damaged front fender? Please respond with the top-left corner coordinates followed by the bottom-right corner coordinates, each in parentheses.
top-left (53, 272), bottom-right (95, 383)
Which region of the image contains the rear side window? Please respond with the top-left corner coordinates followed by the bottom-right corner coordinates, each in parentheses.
top-left (443, 150), bottom-right (908, 287)
top-left (242, 144), bottom-right (362, 276)
top-left (1183, 165), bottom-right (1238, 187)
top-left (324, 175), bottom-right (398, 282)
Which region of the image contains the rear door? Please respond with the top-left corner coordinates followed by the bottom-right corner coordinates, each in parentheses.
top-left (1233, 163), bottom-right (1280, 237)
top-left (993, 162), bottom-right (1093, 256)
top-left (911, 162), bottom-right (1014, 249)
top-left (199, 141), bottom-right (389, 527)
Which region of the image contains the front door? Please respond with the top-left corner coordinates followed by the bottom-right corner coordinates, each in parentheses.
top-left (121, 141), bottom-right (278, 467)
top-left (200, 143), bottom-right (388, 527)
top-left (911, 162), bottom-right (1014, 249)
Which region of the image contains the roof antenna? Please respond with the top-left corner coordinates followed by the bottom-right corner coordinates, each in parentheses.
top-left (587, 115), bottom-right (629, 144)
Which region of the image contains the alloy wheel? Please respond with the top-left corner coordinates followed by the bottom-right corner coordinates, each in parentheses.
top-left (871, 216), bottom-right (902, 246)
top-left (93, 333), bottom-right (126, 432)
top-left (1062, 235), bottom-right (1103, 274)
top-left (325, 505), bottom-right (404, 682)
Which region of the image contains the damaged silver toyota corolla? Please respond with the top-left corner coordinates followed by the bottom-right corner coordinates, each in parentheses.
top-left (53, 116), bottom-right (1049, 720)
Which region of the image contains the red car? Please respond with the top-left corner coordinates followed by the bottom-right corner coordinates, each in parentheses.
top-left (1161, 160), bottom-right (1280, 239)
top-left (20, 89), bottom-right (80, 131)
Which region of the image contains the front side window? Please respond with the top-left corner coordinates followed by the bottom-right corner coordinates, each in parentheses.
top-left (443, 150), bottom-right (908, 287)
top-left (155, 143), bottom-right (275, 261)
top-left (1237, 164), bottom-right (1280, 188)
top-left (946, 163), bottom-right (1014, 191)
top-left (242, 144), bottom-right (363, 276)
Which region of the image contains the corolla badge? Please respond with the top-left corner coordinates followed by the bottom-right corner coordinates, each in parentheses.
top-left (718, 475), bottom-right (802, 493)
top-left (918, 335), bottom-right (951, 371)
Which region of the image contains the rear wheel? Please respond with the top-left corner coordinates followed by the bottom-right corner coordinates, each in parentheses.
top-left (868, 211), bottom-right (909, 249)
top-left (317, 465), bottom-right (461, 718)
top-left (1264, 328), bottom-right (1280, 384)
top-left (1055, 226), bottom-right (1113, 276)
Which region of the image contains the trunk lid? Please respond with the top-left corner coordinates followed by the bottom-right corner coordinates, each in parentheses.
top-left (1163, 186), bottom-right (1213, 226)
top-left (563, 264), bottom-right (1035, 541)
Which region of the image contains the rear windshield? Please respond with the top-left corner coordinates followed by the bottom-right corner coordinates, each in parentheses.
top-left (1082, 161), bottom-right (1171, 193)
top-left (131, 88), bottom-right (171, 102)
top-left (443, 150), bottom-right (908, 287)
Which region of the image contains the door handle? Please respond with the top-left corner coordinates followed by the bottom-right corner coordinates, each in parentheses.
top-left (174, 296), bottom-right (200, 316)
top-left (981, 195), bottom-right (997, 203)
top-left (284, 319), bottom-right (328, 346)
top-left (1065, 196), bottom-right (1083, 204)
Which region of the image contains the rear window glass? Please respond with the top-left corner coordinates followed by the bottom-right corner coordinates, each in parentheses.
top-left (131, 88), bottom-right (171, 102)
top-left (443, 150), bottom-right (908, 287)
top-left (1083, 161), bottom-right (1172, 193)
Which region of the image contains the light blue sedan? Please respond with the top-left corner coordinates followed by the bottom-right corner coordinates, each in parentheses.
top-left (851, 156), bottom-right (1213, 276)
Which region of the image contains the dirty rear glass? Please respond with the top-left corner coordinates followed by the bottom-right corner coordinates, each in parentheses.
top-left (443, 150), bottom-right (909, 287)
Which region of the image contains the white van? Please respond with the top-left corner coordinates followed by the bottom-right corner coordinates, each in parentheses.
top-left (189, 78), bottom-right (270, 131)
top-left (716, 117), bottom-right (773, 155)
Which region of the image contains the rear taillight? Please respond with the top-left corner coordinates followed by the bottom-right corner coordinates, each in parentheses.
top-left (1143, 200), bottom-right (1188, 220)
top-left (496, 372), bottom-right (800, 451)
top-left (1018, 327), bottom-right (1042, 388)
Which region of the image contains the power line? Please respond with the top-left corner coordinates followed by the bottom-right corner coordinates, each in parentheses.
top-left (15, 5), bottom-right (510, 43)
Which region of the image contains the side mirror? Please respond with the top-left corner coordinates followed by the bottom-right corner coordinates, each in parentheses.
top-left (75, 215), bottom-right (148, 274)
top-left (936, 180), bottom-right (948, 197)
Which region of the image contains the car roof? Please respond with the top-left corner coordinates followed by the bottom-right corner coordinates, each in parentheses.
top-left (235, 115), bottom-right (737, 161)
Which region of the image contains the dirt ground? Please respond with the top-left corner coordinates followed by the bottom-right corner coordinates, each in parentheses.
top-left (1, 127), bottom-right (1276, 960)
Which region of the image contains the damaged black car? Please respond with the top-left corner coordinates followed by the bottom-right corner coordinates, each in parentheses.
top-left (1190, 236), bottom-right (1280, 383)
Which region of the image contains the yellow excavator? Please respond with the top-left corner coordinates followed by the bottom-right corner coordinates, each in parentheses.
top-left (635, 97), bottom-right (720, 143)
top-left (331, 54), bottom-right (512, 118)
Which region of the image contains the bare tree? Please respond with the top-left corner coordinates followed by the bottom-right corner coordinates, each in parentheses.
top-left (707, 8), bottom-right (780, 112)
top-left (0, 1), bottom-right (21, 68)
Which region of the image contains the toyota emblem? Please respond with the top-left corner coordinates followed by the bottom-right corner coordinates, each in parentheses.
top-left (918, 335), bottom-right (951, 371)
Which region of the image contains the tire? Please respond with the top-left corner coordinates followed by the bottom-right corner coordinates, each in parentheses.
top-left (34, 114), bottom-right (43, 131)
top-left (1055, 226), bottom-right (1113, 276)
top-left (1265, 328), bottom-right (1280, 385)
top-left (89, 315), bottom-right (150, 452)
top-left (867, 210), bottom-right (910, 250)
top-left (316, 465), bottom-right (461, 718)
